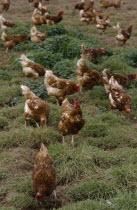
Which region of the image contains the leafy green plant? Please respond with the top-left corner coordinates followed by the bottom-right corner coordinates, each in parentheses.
top-left (53, 59), bottom-right (75, 78)
top-left (23, 80), bottom-right (48, 99)
top-left (0, 70), bottom-right (12, 80)
top-left (122, 49), bottom-right (137, 67)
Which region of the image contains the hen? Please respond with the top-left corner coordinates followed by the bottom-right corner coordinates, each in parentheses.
top-left (1, 32), bottom-right (28, 53)
top-left (96, 14), bottom-right (111, 34)
top-left (45, 10), bottom-right (64, 25)
top-left (105, 77), bottom-right (132, 114)
top-left (79, 8), bottom-right (95, 24)
top-left (30, 26), bottom-right (48, 43)
top-left (58, 99), bottom-right (85, 146)
top-left (76, 58), bottom-right (102, 92)
top-left (32, 143), bottom-right (56, 200)
top-left (44, 70), bottom-right (81, 105)
top-left (103, 69), bottom-right (137, 93)
top-left (0, 15), bottom-right (16, 30)
top-left (74, 0), bottom-right (94, 11)
top-left (21, 85), bottom-right (50, 127)
top-left (80, 8), bottom-right (103, 24)
top-left (20, 54), bottom-right (46, 78)
top-left (2, 0), bottom-right (10, 11)
top-left (81, 44), bottom-right (105, 62)
top-left (32, 8), bottom-right (47, 25)
top-left (100, 0), bottom-right (122, 9)
top-left (114, 23), bottom-right (133, 45)
top-left (34, 1), bottom-right (48, 14)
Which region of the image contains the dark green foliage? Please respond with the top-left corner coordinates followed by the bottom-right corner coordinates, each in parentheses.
top-left (0, 70), bottom-right (12, 80)
top-left (53, 59), bottom-right (75, 78)
top-left (45, 24), bottom-right (67, 36)
top-left (23, 80), bottom-right (48, 99)
top-left (7, 23), bottom-right (30, 35)
top-left (100, 56), bottom-right (135, 74)
top-left (13, 40), bottom-right (41, 52)
top-left (122, 49), bottom-right (137, 67)
top-left (69, 179), bottom-right (117, 201)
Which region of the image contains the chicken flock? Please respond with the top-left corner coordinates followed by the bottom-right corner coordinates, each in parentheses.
top-left (0, 0), bottom-right (137, 202)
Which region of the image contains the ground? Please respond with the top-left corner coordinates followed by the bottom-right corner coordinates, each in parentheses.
top-left (0, 0), bottom-right (137, 210)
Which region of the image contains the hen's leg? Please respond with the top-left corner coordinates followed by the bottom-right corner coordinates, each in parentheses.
top-left (80, 86), bottom-right (83, 95)
top-left (53, 190), bottom-right (57, 199)
top-left (36, 122), bottom-right (40, 128)
top-left (25, 120), bottom-right (27, 128)
top-left (71, 135), bottom-right (74, 147)
top-left (56, 99), bottom-right (59, 106)
top-left (6, 47), bottom-right (8, 53)
top-left (62, 136), bottom-right (65, 145)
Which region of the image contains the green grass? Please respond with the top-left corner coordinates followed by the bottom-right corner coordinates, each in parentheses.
top-left (0, 1), bottom-right (137, 209)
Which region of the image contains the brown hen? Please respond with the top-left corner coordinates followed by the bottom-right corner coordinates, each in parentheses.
top-left (81, 44), bottom-right (105, 62)
top-left (103, 69), bottom-right (137, 93)
top-left (58, 99), bottom-right (85, 146)
top-left (76, 58), bottom-right (102, 92)
top-left (21, 85), bottom-right (50, 127)
top-left (44, 70), bottom-right (81, 105)
top-left (32, 144), bottom-right (57, 200)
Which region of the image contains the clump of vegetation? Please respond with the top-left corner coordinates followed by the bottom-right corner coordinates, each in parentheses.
top-left (122, 49), bottom-right (137, 67)
top-left (53, 59), bottom-right (75, 79)
top-left (0, 116), bottom-right (9, 129)
top-left (23, 79), bottom-right (48, 99)
top-left (83, 120), bottom-right (108, 138)
top-left (0, 70), bottom-right (12, 80)
top-left (69, 179), bottom-right (117, 201)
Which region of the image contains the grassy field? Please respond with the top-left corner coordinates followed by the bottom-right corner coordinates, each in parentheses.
top-left (0, 0), bottom-right (137, 209)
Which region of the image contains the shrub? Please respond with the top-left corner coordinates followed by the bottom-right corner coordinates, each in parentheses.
top-left (0, 70), bottom-right (12, 80)
top-left (53, 59), bottom-right (75, 79)
top-left (23, 80), bottom-right (48, 100)
top-left (69, 179), bottom-right (117, 201)
top-left (101, 56), bottom-right (134, 74)
top-left (122, 49), bottom-right (137, 67)
top-left (26, 51), bottom-right (63, 68)
top-left (45, 24), bottom-right (67, 36)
